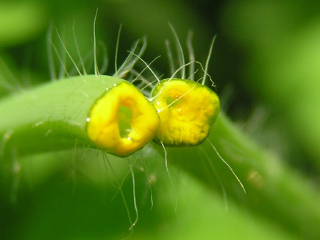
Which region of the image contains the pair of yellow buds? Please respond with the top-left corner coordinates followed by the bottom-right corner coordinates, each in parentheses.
top-left (86, 78), bottom-right (220, 157)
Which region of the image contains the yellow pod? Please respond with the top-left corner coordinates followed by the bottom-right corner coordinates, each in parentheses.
top-left (86, 81), bottom-right (159, 157)
top-left (151, 79), bottom-right (220, 147)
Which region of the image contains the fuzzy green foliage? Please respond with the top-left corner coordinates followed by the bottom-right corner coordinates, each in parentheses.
top-left (1, 0), bottom-right (320, 240)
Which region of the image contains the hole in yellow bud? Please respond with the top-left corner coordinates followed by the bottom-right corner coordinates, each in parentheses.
top-left (118, 105), bottom-right (132, 138)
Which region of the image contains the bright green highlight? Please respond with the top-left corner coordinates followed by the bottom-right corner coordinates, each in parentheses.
top-left (86, 81), bottom-right (159, 157)
top-left (151, 79), bottom-right (220, 146)
top-left (118, 105), bottom-right (133, 138)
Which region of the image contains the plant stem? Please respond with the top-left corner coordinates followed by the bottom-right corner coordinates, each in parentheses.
top-left (153, 113), bottom-right (320, 239)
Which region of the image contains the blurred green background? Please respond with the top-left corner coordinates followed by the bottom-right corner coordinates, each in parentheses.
top-left (1, 0), bottom-right (320, 239)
